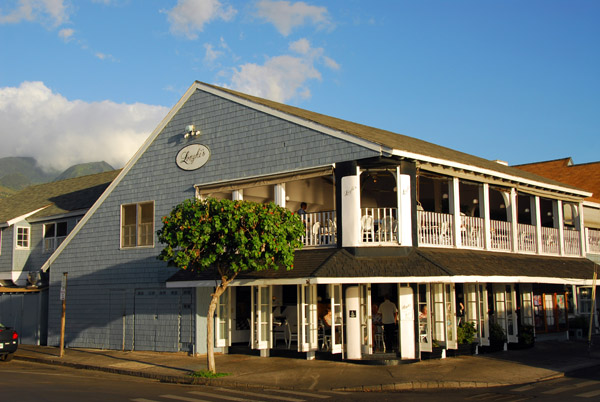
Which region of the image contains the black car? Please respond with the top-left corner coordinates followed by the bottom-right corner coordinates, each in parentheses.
top-left (0, 323), bottom-right (18, 362)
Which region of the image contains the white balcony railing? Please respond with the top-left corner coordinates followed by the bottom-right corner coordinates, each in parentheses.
top-left (517, 223), bottom-right (537, 253)
top-left (301, 211), bottom-right (337, 247)
top-left (540, 226), bottom-right (560, 255)
top-left (490, 220), bottom-right (511, 251)
top-left (563, 227), bottom-right (581, 256)
top-left (587, 228), bottom-right (600, 254)
top-left (417, 210), bottom-right (454, 247)
top-left (361, 208), bottom-right (399, 244)
top-left (460, 215), bottom-right (484, 249)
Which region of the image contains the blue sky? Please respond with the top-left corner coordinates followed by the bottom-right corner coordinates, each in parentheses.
top-left (1, 0), bottom-right (598, 171)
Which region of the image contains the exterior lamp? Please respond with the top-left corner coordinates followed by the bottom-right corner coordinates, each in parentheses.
top-left (184, 124), bottom-right (201, 139)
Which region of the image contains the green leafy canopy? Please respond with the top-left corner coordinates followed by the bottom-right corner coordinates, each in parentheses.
top-left (157, 198), bottom-right (305, 279)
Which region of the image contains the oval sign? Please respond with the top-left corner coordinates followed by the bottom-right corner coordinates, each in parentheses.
top-left (176, 144), bottom-right (211, 171)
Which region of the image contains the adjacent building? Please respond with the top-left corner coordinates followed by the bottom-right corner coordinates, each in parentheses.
top-left (38, 82), bottom-right (598, 360)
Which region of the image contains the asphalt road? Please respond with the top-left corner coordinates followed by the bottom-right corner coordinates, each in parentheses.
top-left (2, 360), bottom-right (600, 402)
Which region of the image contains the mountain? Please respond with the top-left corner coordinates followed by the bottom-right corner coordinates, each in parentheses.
top-left (0, 157), bottom-right (115, 198)
top-left (53, 161), bottom-right (115, 181)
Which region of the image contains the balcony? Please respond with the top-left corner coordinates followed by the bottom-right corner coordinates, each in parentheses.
top-left (417, 210), bottom-right (582, 256)
top-left (361, 208), bottom-right (398, 244)
top-left (300, 211), bottom-right (337, 248)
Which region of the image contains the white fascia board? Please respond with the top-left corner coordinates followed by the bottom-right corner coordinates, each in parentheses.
top-left (166, 275), bottom-right (596, 288)
top-left (584, 200), bottom-right (600, 209)
top-left (40, 84), bottom-right (201, 273)
top-left (196, 83), bottom-right (388, 156)
top-left (7, 206), bottom-right (49, 226)
top-left (393, 149), bottom-right (592, 198)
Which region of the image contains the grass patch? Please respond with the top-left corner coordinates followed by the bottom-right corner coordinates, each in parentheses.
top-left (189, 370), bottom-right (231, 378)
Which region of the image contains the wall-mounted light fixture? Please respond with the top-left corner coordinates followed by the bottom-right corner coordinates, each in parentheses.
top-left (472, 199), bottom-right (479, 204)
top-left (184, 124), bottom-right (201, 139)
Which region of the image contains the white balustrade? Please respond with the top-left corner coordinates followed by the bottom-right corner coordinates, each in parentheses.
top-left (490, 220), bottom-right (511, 251)
top-left (417, 211), bottom-right (454, 247)
top-left (517, 223), bottom-right (537, 253)
top-left (540, 227), bottom-right (559, 255)
top-left (563, 227), bottom-right (581, 256)
top-left (460, 215), bottom-right (484, 249)
top-left (300, 211), bottom-right (337, 247)
top-left (587, 228), bottom-right (600, 254)
top-left (361, 207), bottom-right (399, 244)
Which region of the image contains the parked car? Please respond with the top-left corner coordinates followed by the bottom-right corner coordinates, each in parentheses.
top-left (0, 323), bottom-right (18, 362)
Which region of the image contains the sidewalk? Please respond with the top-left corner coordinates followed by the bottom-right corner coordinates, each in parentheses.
top-left (14, 339), bottom-right (600, 392)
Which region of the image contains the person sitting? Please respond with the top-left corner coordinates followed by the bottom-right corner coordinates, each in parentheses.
top-left (297, 202), bottom-right (307, 216)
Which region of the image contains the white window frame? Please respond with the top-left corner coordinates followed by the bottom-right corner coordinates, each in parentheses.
top-left (121, 201), bottom-right (155, 248)
top-left (43, 221), bottom-right (68, 253)
top-left (215, 287), bottom-right (232, 348)
top-left (16, 226), bottom-right (30, 249)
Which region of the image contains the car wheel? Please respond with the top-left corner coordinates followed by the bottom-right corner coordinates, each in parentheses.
top-left (0, 353), bottom-right (14, 362)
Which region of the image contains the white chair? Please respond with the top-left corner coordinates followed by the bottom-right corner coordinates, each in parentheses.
top-left (438, 221), bottom-right (450, 245)
top-left (312, 221), bottom-right (321, 245)
top-left (285, 320), bottom-right (298, 349)
top-left (361, 214), bottom-right (374, 242)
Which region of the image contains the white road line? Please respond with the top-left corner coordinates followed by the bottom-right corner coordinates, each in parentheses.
top-left (161, 394), bottom-right (210, 402)
top-left (131, 399), bottom-right (160, 402)
top-left (542, 380), bottom-right (599, 395)
top-left (326, 391), bottom-right (351, 395)
top-left (270, 389), bottom-right (331, 399)
top-left (189, 390), bottom-right (265, 402)
top-left (464, 393), bottom-right (498, 400)
top-left (576, 388), bottom-right (600, 398)
top-left (511, 384), bottom-right (536, 392)
top-left (210, 387), bottom-right (304, 402)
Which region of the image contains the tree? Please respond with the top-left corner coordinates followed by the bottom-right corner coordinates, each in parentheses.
top-left (157, 198), bottom-right (305, 373)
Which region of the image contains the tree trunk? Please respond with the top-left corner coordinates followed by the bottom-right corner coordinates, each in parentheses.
top-left (206, 271), bottom-right (236, 374)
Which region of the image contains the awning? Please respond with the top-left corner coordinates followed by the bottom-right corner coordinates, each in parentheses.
top-left (166, 247), bottom-right (599, 288)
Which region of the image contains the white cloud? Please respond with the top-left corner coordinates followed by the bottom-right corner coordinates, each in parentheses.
top-left (255, 0), bottom-right (332, 36)
top-left (58, 27), bottom-right (74, 41)
top-left (204, 43), bottom-right (223, 63)
top-left (95, 52), bottom-right (117, 62)
top-left (0, 0), bottom-right (70, 27)
top-left (0, 81), bottom-right (169, 171)
top-left (165, 0), bottom-right (236, 40)
top-left (223, 38), bottom-right (339, 103)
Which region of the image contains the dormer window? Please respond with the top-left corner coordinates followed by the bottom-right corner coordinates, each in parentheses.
top-left (44, 221), bottom-right (68, 253)
top-left (16, 226), bottom-right (30, 249)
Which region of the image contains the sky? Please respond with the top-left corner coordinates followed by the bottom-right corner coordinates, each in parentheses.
top-left (0, 0), bottom-right (598, 172)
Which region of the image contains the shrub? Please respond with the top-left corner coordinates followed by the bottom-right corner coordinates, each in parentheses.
top-left (457, 321), bottom-right (477, 344)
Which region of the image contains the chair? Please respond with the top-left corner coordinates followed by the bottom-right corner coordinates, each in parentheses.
top-left (285, 320), bottom-right (298, 349)
top-left (438, 221), bottom-right (450, 245)
top-left (319, 320), bottom-right (332, 351)
top-left (312, 221), bottom-right (321, 245)
top-left (374, 324), bottom-right (386, 352)
top-left (361, 214), bottom-right (374, 242)
top-left (273, 320), bottom-right (286, 347)
top-left (378, 216), bottom-right (397, 242)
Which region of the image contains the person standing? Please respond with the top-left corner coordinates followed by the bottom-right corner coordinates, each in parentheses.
top-left (379, 295), bottom-right (398, 352)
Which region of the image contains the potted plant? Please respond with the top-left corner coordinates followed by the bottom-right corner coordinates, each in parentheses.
top-left (517, 324), bottom-right (535, 348)
top-left (453, 321), bottom-right (478, 355)
top-left (487, 322), bottom-right (506, 352)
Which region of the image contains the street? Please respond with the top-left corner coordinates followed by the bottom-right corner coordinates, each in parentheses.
top-left (2, 360), bottom-right (600, 401)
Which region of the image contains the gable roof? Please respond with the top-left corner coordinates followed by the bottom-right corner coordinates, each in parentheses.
top-left (515, 158), bottom-right (600, 203)
top-left (202, 83), bottom-right (589, 198)
top-left (0, 169), bottom-right (121, 225)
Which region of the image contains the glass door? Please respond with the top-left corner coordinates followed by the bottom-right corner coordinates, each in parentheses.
top-left (298, 284), bottom-right (318, 352)
top-left (359, 284), bottom-right (372, 355)
top-left (520, 285), bottom-right (534, 327)
top-left (215, 287), bottom-right (231, 348)
top-left (418, 284), bottom-right (432, 352)
top-left (432, 284), bottom-right (446, 346)
top-left (477, 284), bottom-right (490, 346)
top-left (506, 284), bottom-right (518, 343)
top-left (494, 284), bottom-right (507, 343)
top-left (330, 284), bottom-right (343, 354)
top-left (445, 284), bottom-right (457, 350)
top-left (250, 285), bottom-right (272, 350)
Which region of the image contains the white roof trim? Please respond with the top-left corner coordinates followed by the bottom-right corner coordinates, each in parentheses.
top-left (394, 149), bottom-right (592, 198)
top-left (584, 200), bottom-right (600, 209)
top-left (40, 84), bottom-right (201, 272)
top-left (167, 274), bottom-right (596, 288)
top-left (7, 206), bottom-right (49, 226)
top-left (196, 82), bottom-right (388, 156)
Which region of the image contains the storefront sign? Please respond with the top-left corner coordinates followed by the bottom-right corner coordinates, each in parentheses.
top-left (176, 144), bottom-right (210, 171)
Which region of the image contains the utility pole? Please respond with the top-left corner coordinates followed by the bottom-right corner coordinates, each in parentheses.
top-left (59, 272), bottom-right (68, 358)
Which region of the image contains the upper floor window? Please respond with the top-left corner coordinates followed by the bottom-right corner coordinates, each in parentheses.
top-left (121, 202), bottom-right (154, 248)
top-left (16, 226), bottom-right (30, 249)
top-left (44, 221), bottom-right (68, 253)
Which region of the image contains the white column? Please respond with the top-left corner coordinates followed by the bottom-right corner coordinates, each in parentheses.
top-left (556, 200), bottom-right (565, 256)
top-left (449, 177), bottom-right (461, 247)
top-left (232, 189), bottom-right (243, 201)
top-left (509, 189), bottom-right (518, 252)
top-left (341, 169), bottom-right (361, 247)
top-left (576, 202), bottom-right (586, 256)
top-left (481, 183), bottom-right (491, 250)
top-left (533, 196), bottom-right (542, 254)
top-left (396, 167), bottom-right (412, 246)
top-left (274, 184), bottom-right (286, 208)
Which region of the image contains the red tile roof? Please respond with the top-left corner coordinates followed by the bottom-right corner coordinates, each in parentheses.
top-left (515, 158), bottom-right (600, 203)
